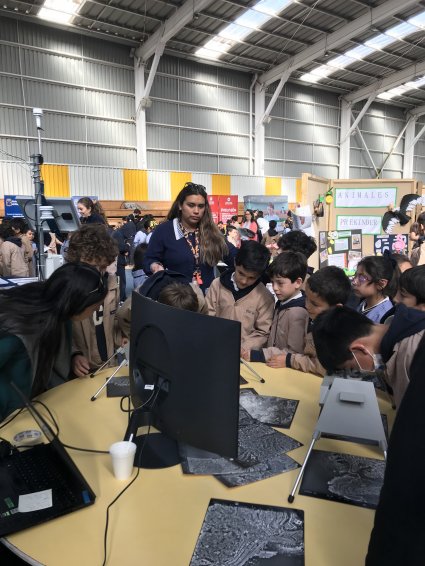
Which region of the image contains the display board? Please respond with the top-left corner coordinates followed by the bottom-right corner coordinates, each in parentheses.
top-left (243, 195), bottom-right (289, 231)
top-left (319, 230), bottom-right (362, 276)
top-left (4, 195), bottom-right (24, 217)
top-left (207, 195), bottom-right (238, 224)
top-left (374, 234), bottom-right (409, 256)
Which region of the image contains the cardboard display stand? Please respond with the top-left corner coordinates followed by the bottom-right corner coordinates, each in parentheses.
top-left (318, 229), bottom-right (362, 276)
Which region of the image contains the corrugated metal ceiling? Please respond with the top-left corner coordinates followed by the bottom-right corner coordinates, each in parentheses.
top-left (2, 0), bottom-right (425, 108)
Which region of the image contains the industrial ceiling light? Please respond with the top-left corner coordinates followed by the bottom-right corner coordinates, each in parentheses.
top-left (38, 0), bottom-right (82, 25)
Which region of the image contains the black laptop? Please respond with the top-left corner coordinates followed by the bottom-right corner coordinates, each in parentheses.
top-left (0, 385), bottom-right (96, 537)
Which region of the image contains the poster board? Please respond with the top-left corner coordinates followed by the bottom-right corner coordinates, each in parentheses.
top-left (243, 195), bottom-right (289, 232)
top-left (374, 234), bottom-right (409, 256)
top-left (319, 230), bottom-right (362, 276)
top-left (207, 195), bottom-right (238, 224)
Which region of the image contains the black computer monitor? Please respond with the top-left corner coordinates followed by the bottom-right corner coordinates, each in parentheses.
top-left (125, 292), bottom-right (241, 469)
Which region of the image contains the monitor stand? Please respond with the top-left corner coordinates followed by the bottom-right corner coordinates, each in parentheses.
top-left (124, 408), bottom-right (181, 469)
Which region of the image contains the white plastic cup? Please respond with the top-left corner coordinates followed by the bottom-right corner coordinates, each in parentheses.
top-left (109, 441), bottom-right (137, 480)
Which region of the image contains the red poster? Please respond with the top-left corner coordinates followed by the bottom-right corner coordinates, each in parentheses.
top-left (218, 195), bottom-right (238, 223)
top-left (207, 195), bottom-right (220, 224)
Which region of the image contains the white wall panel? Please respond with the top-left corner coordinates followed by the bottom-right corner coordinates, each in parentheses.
top-left (179, 105), bottom-right (217, 131)
top-left (180, 129), bottom-right (217, 153)
top-left (180, 153), bottom-right (218, 174)
top-left (86, 146), bottom-right (137, 168)
top-left (147, 170), bottom-right (171, 201)
top-left (23, 79), bottom-right (85, 114)
top-left (84, 61), bottom-right (134, 93)
top-left (0, 45), bottom-right (20, 74)
top-left (86, 118), bottom-right (135, 146)
top-left (0, 161), bottom-right (33, 198)
top-left (232, 175), bottom-right (264, 197)
top-left (69, 165), bottom-right (124, 199)
top-left (0, 76), bottom-right (24, 106)
top-left (85, 90), bottom-right (134, 120)
top-left (0, 107), bottom-right (27, 136)
top-left (218, 157), bottom-right (248, 175)
top-left (22, 49), bottom-right (82, 84)
top-left (0, 138), bottom-right (30, 162)
top-left (147, 125), bottom-right (179, 150)
top-left (147, 150), bottom-right (180, 171)
top-left (19, 20), bottom-right (82, 56)
top-left (192, 173), bottom-right (212, 193)
top-left (42, 141), bottom-right (87, 164)
top-left (146, 101), bottom-right (179, 126)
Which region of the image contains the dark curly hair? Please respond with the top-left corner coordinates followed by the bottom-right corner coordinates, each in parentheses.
top-left (67, 224), bottom-right (118, 266)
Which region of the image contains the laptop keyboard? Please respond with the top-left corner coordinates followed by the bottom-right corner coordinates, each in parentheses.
top-left (8, 445), bottom-right (79, 509)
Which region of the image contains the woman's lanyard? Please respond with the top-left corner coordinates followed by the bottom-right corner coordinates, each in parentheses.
top-left (179, 222), bottom-right (203, 285)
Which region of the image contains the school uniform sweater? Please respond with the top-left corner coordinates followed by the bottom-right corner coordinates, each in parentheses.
top-left (206, 269), bottom-right (274, 351)
top-left (250, 294), bottom-right (308, 362)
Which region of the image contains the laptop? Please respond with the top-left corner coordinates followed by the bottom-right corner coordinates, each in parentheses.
top-left (0, 384), bottom-right (96, 537)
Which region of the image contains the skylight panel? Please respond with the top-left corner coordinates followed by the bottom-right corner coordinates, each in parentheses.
top-left (408, 11), bottom-right (425, 29)
top-left (194, 47), bottom-right (221, 60)
top-left (385, 21), bottom-right (420, 39)
top-left (327, 55), bottom-right (357, 69)
top-left (299, 73), bottom-right (321, 83)
top-left (38, 0), bottom-right (82, 25)
top-left (377, 92), bottom-right (394, 100)
top-left (218, 23), bottom-right (253, 42)
top-left (365, 33), bottom-right (395, 51)
top-left (235, 9), bottom-right (271, 30)
top-left (345, 44), bottom-right (375, 60)
top-left (406, 76), bottom-right (425, 89)
top-left (254, 0), bottom-right (293, 16)
top-left (202, 38), bottom-right (233, 54)
top-left (310, 66), bottom-right (334, 78)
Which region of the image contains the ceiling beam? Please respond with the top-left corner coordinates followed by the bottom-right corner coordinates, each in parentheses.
top-left (258, 0), bottom-right (421, 86)
top-left (344, 58), bottom-right (425, 103)
top-left (408, 104), bottom-right (425, 116)
top-left (134, 0), bottom-right (215, 62)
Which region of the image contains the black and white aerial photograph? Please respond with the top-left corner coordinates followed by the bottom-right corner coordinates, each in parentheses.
top-left (180, 408), bottom-right (302, 486)
top-left (240, 388), bottom-right (299, 428)
top-left (299, 450), bottom-right (386, 509)
top-left (190, 499), bottom-right (305, 566)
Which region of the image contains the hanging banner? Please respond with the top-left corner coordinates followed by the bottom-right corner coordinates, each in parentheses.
top-left (337, 215), bottom-right (381, 235)
top-left (319, 230), bottom-right (363, 276)
top-left (335, 188), bottom-right (397, 208)
top-left (218, 195), bottom-right (238, 223)
top-left (207, 195), bottom-right (220, 224)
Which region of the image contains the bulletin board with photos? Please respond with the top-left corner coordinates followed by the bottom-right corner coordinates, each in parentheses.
top-left (319, 230), bottom-right (363, 276)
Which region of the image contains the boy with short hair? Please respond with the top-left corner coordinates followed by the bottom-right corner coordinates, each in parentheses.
top-left (244, 251), bottom-right (309, 362)
top-left (312, 304), bottom-right (425, 408)
top-left (158, 282), bottom-right (199, 312)
top-left (397, 265), bottom-right (425, 310)
top-left (266, 266), bottom-right (352, 374)
top-left (206, 240), bottom-right (274, 351)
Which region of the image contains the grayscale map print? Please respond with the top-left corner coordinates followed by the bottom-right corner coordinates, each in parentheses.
top-left (299, 450), bottom-right (385, 509)
top-left (239, 389), bottom-right (299, 428)
top-left (190, 499), bottom-right (304, 566)
top-left (180, 408), bottom-right (302, 485)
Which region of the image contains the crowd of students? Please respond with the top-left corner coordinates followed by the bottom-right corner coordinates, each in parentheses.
top-left (2, 185), bottom-right (425, 562)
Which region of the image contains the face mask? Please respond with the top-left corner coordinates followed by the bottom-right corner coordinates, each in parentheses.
top-left (351, 349), bottom-right (384, 374)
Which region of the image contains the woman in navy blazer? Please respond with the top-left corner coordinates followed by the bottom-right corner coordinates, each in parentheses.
top-left (144, 183), bottom-right (228, 293)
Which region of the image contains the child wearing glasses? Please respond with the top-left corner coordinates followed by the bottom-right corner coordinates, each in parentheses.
top-left (352, 255), bottom-right (396, 323)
